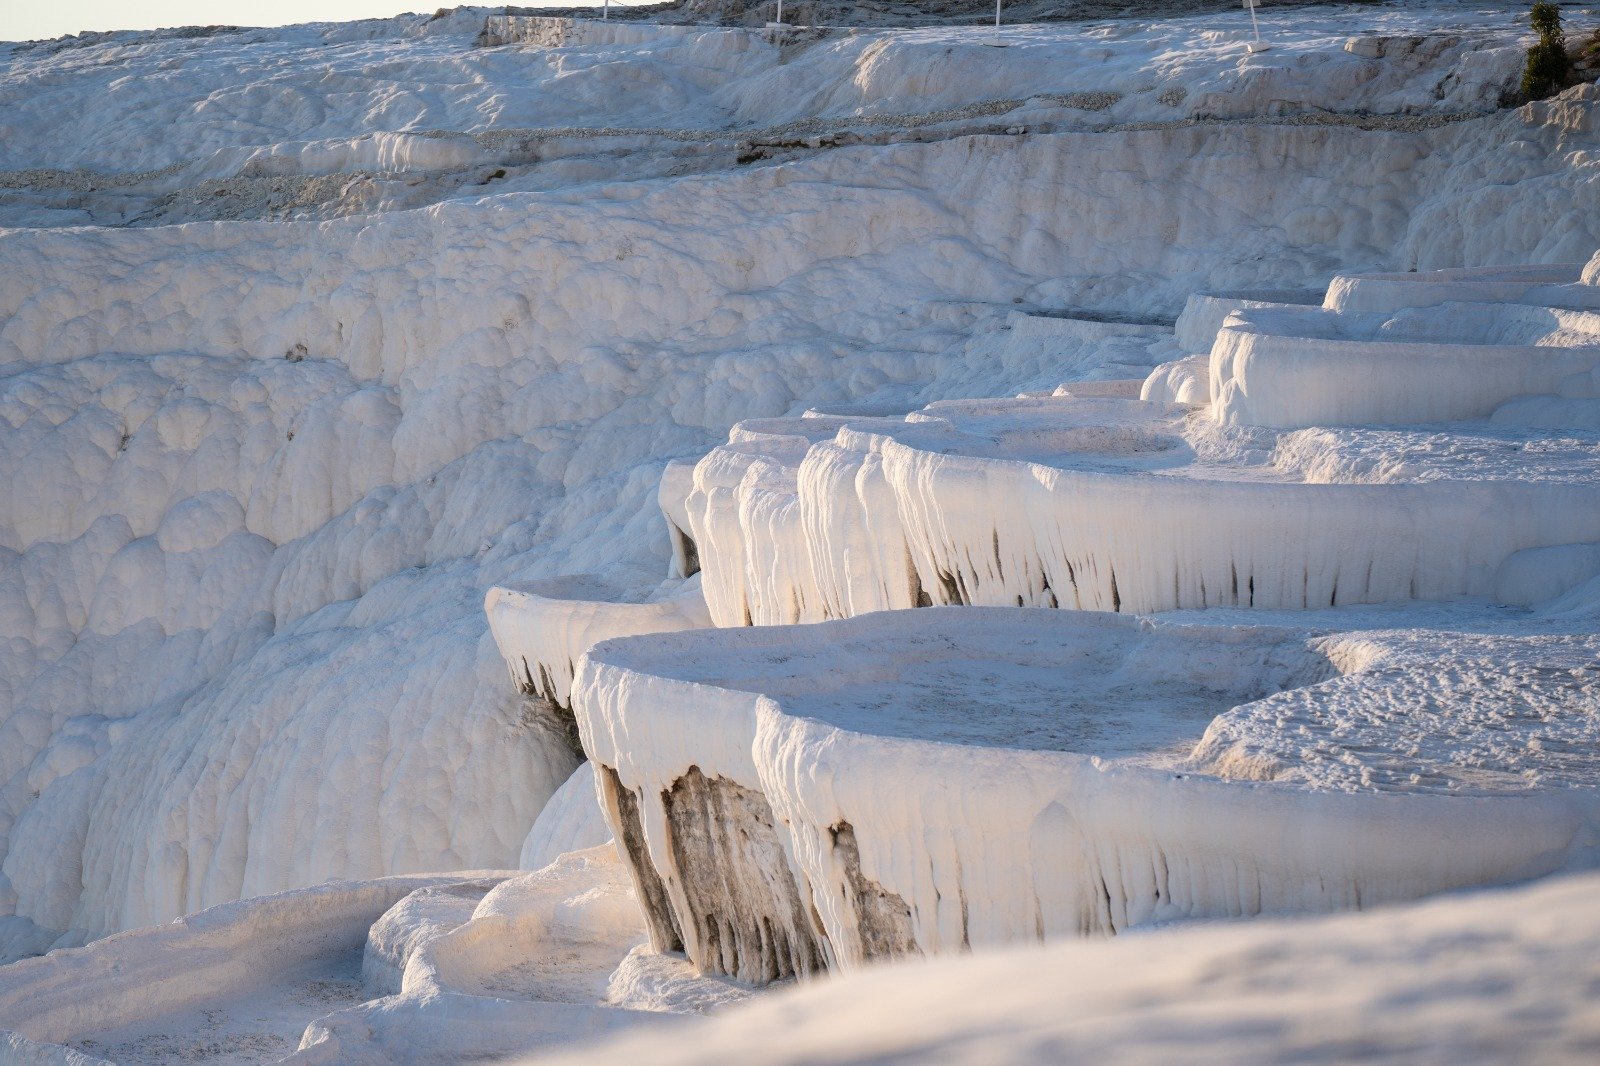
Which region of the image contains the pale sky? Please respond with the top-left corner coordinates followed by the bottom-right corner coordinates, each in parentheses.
top-left (1, 3), bottom-right (604, 43)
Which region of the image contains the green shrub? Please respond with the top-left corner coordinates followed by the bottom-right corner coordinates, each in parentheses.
top-left (1522, 2), bottom-right (1574, 100)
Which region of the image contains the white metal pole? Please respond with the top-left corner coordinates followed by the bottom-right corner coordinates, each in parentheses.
top-left (995, 0), bottom-right (1002, 33)
top-left (604, 0), bottom-right (609, 20)
top-left (1243, 0), bottom-right (1269, 52)
top-left (777, 0), bottom-right (784, 25)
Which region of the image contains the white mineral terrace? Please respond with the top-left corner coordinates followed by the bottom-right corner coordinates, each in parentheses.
top-left (680, 393), bottom-right (1600, 626)
top-left (484, 416), bottom-right (881, 704)
top-left (1172, 288), bottom-right (1323, 355)
top-left (3, 3), bottom-right (1600, 1059)
top-left (1325, 246), bottom-right (1600, 314)
top-left (481, 255), bottom-right (1600, 997)
top-left (483, 308), bottom-right (1180, 751)
top-left (487, 573), bottom-right (712, 709)
top-left (574, 608), bottom-right (1600, 983)
top-left (1209, 300), bottom-right (1600, 428)
top-left (1141, 291), bottom-right (1280, 405)
top-left (483, 311), bottom-right (1186, 707)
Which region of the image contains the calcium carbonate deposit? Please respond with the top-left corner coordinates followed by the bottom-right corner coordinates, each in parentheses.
top-left (1, 1), bottom-right (1598, 1062)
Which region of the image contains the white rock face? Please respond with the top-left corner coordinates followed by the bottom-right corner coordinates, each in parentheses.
top-left (574, 608), bottom-right (1599, 981)
top-left (295, 994), bottom-right (652, 1066)
top-left (519, 763), bottom-right (613, 874)
top-left (0, 4), bottom-right (1546, 227)
top-left (0, 568), bottom-right (581, 956)
top-left (477, 15), bottom-right (763, 53)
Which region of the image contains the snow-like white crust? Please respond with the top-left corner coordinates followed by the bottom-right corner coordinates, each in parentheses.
top-left (1494, 542), bottom-right (1600, 608)
top-left (0, 872), bottom-right (503, 1046)
top-left (683, 412), bottom-right (908, 629)
top-left (295, 993), bottom-right (651, 1066)
top-left (657, 458), bottom-right (702, 579)
top-left (361, 876), bottom-right (506, 996)
top-left (301, 846), bottom-right (744, 1059)
top-left (1140, 352), bottom-right (1212, 405)
top-left (0, 1030), bottom-right (109, 1065)
top-left (574, 608), bottom-right (1599, 980)
top-left (1186, 630), bottom-right (1600, 795)
top-left (408, 846), bottom-right (646, 1003)
top-left (531, 868), bottom-right (1600, 1066)
top-left (992, 312), bottom-right (1176, 382)
top-left (1211, 302), bottom-right (1600, 428)
top-left (0, 850), bottom-right (721, 1062)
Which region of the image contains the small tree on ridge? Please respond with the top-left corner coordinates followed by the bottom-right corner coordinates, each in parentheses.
top-left (1523, 2), bottom-right (1574, 100)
